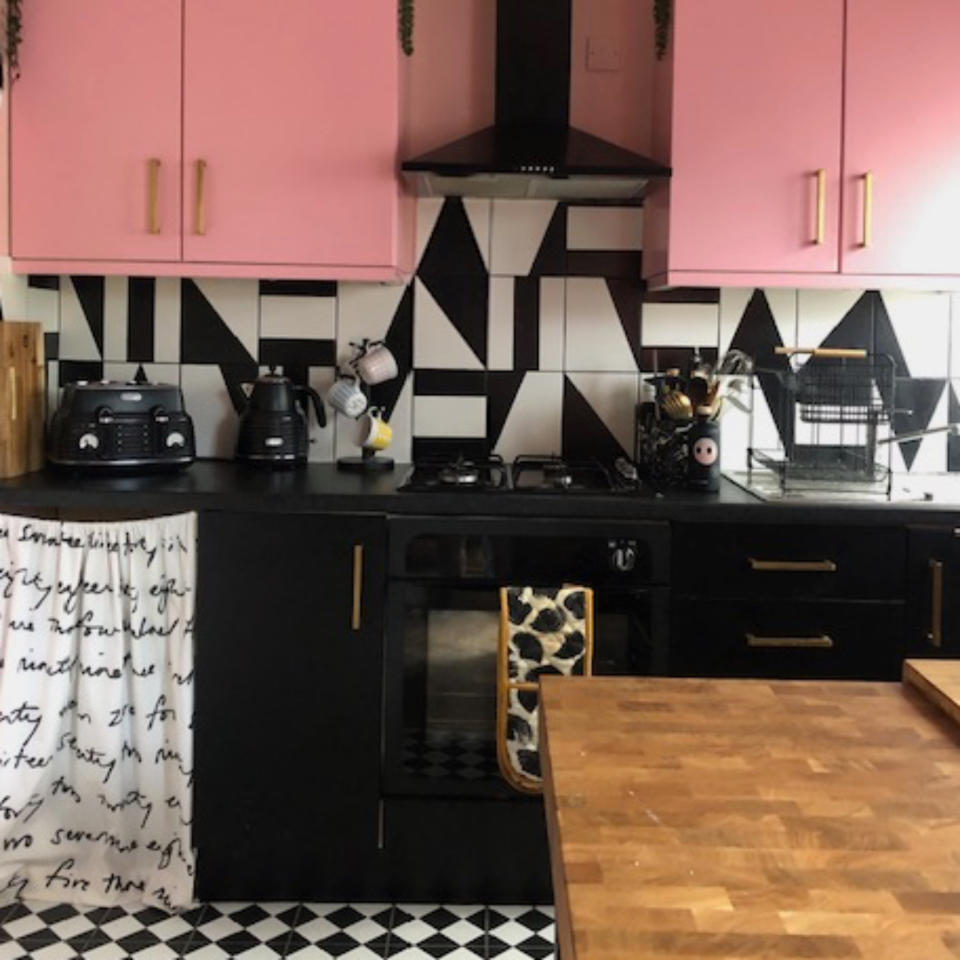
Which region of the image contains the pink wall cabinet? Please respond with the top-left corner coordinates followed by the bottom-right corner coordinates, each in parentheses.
top-left (842, 0), bottom-right (960, 277)
top-left (644, 0), bottom-right (845, 288)
top-left (9, 1), bottom-right (412, 280)
top-left (10, 0), bottom-right (183, 263)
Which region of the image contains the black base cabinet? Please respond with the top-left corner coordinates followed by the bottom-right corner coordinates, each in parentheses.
top-left (194, 511), bottom-right (386, 901)
top-left (907, 525), bottom-right (960, 656)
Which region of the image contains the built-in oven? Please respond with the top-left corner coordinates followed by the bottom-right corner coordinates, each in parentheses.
top-left (382, 516), bottom-right (670, 798)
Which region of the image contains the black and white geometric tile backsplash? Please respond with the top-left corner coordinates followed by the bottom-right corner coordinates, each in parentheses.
top-left (5, 198), bottom-right (960, 472)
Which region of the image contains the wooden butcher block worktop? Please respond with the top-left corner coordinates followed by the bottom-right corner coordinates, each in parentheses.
top-left (539, 671), bottom-right (960, 960)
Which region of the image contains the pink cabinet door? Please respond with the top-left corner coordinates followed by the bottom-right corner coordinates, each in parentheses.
top-left (667, 0), bottom-right (844, 274)
top-left (843, 0), bottom-right (960, 276)
top-left (11, 0), bottom-right (182, 262)
top-left (183, 0), bottom-right (400, 268)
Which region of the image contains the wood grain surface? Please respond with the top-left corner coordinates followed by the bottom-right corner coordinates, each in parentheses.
top-left (904, 660), bottom-right (960, 730)
top-left (0, 322), bottom-right (44, 478)
top-left (540, 675), bottom-right (960, 960)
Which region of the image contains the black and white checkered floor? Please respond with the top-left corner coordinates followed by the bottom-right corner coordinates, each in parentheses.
top-left (0, 900), bottom-right (555, 959)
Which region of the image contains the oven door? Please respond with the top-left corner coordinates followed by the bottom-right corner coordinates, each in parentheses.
top-left (382, 579), bottom-right (667, 798)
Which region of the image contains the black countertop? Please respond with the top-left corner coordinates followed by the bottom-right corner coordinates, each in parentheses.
top-left (1, 461), bottom-right (960, 525)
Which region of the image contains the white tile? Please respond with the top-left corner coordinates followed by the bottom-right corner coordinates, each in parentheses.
top-left (490, 199), bottom-right (557, 276)
top-left (180, 365), bottom-right (237, 459)
top-left (413, 395), bottom-right (486, 438)
top-left (765, 288), bottom-right (799, 348)
top-left (0, 268), bottom-right (29, 319)
top-left (720, 289), bottom-right (797, 357)
top-left (566, 372), bottom-right (638, 455)
top-left (260, 295), bottom-right (335, 341)
top-left (539, 278), bottom-right (565, 371)
top-left (103, 276), bottom-right (128, 361)
top-left (882, 290), bottom-right (950, 378)
top-left (154, 277), bottom-right (181, 363)
top-left (59, 277), bottom-right (100, 360)
top-left (24, 943), bottom-right (84, 960)
top-left (493, 372), bottom-right (564, 460)
top-left (564, 278), bottom-right (638, 372)
top-left (413, 279), bottom-right (483, 370)
top-left (488, 277), bottom-right (514, 371)
top-left (796, 289), bottom-right (864, 352)
top-left (0, 941), bottom-right (23, 960)
top-left (337, 282), bottom-right (408, 370)
top-left (391, 950), bottom-right (480, 960)
top-left (46, 360), bottom-right (60, 422)
top-left (307, 366), bottom-right (336, 463)
top-left (116, 944), bottom-right (178, 960)
top-left (641, 301), bottom-right (719, 350)
top-left (98, 914), bottom-right (143, 939)
top-left (78, 945), bottom-right (126, 960)
top-left (463, 198), bottom-right (492, 271)
top-left (193, 278), bottom-right (258, 360)
top-left (287, 947), bottom-right (381, 960)
top-left (415, 197), bottom-right (444, 270)
top-left (179, 945), bottom-right (232, 960)
top-left (567, 206), bottom-right (643, 250)
top-left (26, 284), bottom-right (59, 333)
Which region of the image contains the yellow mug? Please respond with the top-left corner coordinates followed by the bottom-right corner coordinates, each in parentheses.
top-left (355, 408), bottom-right (392, 452)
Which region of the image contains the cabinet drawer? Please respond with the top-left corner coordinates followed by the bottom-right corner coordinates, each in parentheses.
top-left (670, 598), bottom-right (904, 681)
top-left (674, 524), bottom-right (905, 600)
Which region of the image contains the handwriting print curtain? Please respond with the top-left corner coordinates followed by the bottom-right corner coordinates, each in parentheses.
top-left (0, 512), bottom-right (196, 910)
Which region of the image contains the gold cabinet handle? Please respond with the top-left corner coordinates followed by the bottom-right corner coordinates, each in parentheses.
top-left (929, 559), bottom-right (944, 648)
top-left (746, 634), bottom-right (834, 649)
top-left (351, 544), bottom-right (364, 631)
top-left (194, 159), bottom-right (207, 236)
top-left (814, 168), bottom-right (826, 245)
top-left (775, 347), bottom-right (867, 359)
top-left (748, 558), bottom-right (837, 573)
top-left (147, 158), bottom-right (161, 235)
top-left (861, 171), bottom-right (874, 248)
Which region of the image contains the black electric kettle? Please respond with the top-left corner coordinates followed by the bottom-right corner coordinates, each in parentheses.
top-left (235, 369), bottom-right (327, 467)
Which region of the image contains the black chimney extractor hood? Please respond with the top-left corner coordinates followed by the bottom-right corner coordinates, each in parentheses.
top-left (402, 0), bottom-right (671, 200)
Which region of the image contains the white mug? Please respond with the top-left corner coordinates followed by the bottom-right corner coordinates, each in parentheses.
top-left (327, 377), bottom-right (368, 418)
top-left (356, 343), bottom-right (399, 386)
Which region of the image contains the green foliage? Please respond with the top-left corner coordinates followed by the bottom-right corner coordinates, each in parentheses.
top-left (654, 0), bottom-right (671, 60)
top-left (399, 0), bottom-right (414, 57)
top-left (6, 0), bottom-right (21, 81)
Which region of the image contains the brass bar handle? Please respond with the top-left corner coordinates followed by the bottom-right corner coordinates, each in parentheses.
top-left (929, 559), bottom-right (944, 648)
top-left (775, 347), bottom-right (867, 359)
top-left (147, 158), bottom-right (161, 235)
top-left (351, 543), bottom-right (363, 631)
top-left (194, 159), bottom-right (207, 236)
top-left (814, 168), bottom-right (826, 245)
top-left (8, 367), bottom-right (16, 422)
top-left (862, 171), bottom-right (874, 248)
top-left (746, 634), bottom-right (834, 649)
top-left (748, 558), bottom-right (837, 573)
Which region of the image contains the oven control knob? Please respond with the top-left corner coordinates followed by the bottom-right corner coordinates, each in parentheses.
top-left (78, 432), bottom-right (99, 451)
top-left (609, 541), bottom-right (637, 573)
top-left (166, 431), bottom-right (186, 449)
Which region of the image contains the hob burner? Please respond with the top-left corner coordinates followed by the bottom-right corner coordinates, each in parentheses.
top-left (399, 453), bottom-right (509, 492)
top-left (511, 455), bottom-right (617, 493)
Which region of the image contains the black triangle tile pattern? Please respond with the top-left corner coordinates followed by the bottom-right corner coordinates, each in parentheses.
top-left (607, 277), bottom-right (644, 371)
top-left (562, 375), bottom-right (629, 462)
top-left (488, 371), bottom-right (527, 449)
top-left (419, 198), bottom-right (487, 279)
top-left (529, 202), bottom-right (568, 276)
top-left (127, 277), bottom-right (156, 363)
top-left (894, 378), bottom-right (946, 470)
top-left (370, 282), bottom-right (414, 420)
top-left (950, 384), bottom-right (960, 471)
top-left (514, 276), bottom-right (541, 371)
top-left (180, 279), bottom-right (256, 365)
top-left (418, 271), bottom-right (489, 368)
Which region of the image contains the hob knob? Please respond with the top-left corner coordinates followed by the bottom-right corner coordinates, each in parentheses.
top-left (609, 542), bottom-right (637, 573)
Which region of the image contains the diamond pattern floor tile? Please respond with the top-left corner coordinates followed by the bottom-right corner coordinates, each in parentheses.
top-left (0, 900), bottom-right (555, 959)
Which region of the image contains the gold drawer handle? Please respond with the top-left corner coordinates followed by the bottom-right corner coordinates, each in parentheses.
top-left (351, 543), bottom-right (364, 631)
top-left (862, 171), bottom-right (874, 248)
top-left (195, 159), bottom-right (207, 236)
top-left (748, 558), bottom-right (837, 573)
top-left (775, 347), bottom-right (867, 359)
top-left (746, 634), bottom-right (834, 649)
top-left (147, 158), bottom-right (161, 234)
top-left (814, 168), bottom-right (826, 245)
top-left (929, 559), bottom-right (944, 648)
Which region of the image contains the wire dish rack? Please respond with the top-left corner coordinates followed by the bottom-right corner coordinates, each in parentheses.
top-left (747, 348), bottom-right (895, 497)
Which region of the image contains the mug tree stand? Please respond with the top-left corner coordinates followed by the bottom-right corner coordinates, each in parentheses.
top-left (336, 377), bottom-right (395, 473)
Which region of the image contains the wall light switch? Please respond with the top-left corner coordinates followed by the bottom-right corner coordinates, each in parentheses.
top-left (587, 36), bottom-right (622, 72)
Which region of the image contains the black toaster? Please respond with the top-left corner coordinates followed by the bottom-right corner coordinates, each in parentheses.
top-left (47, 380), bottom-right (195, 470)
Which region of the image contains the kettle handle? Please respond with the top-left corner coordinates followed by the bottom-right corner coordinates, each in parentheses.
top-left (297, 385), bottom-right (327, 430)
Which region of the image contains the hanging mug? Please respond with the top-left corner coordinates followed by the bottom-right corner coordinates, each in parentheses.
top-left (327, 376), bottom-right (368, 418)
top-left (355, 408), bottom-right (393, 451)
top-left (355, 342), bottom-right (399, 386)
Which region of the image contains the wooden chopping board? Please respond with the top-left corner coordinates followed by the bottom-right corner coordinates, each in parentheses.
top-left (540, 675), bottom-right (960, 960)
top-left (0, 321), bottom-right (45, 478)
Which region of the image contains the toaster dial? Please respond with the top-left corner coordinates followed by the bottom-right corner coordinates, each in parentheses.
top-left (166, 431), bottom-right (186, 449)
top-left (78, 432), bottom-right (100, 451)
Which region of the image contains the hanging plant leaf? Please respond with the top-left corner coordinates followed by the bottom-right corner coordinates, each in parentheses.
top-left (6, 0), bottom-right (22, 81)
top-left (399, 0), bottom-right (414, 57)
top-left (654, 0), bottom-right (671, 60)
